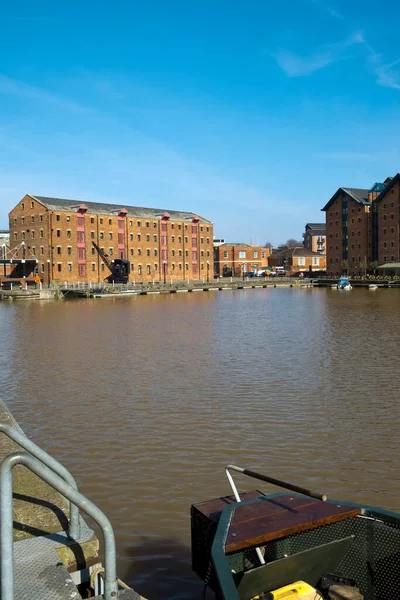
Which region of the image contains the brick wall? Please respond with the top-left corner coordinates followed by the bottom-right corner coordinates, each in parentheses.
top-left (8, 196), bottom-right (214, 284)
top-left (214, 244), bottom-right (270, 276)
top-left (376, 180), bottom-right (400, 264)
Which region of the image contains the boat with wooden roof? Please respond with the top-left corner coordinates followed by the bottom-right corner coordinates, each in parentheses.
top-left (191, 465), bottom-right (400, 599)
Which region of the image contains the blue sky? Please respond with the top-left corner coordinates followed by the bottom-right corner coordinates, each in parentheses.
top-left (1, 0), bottom-right (400, 245)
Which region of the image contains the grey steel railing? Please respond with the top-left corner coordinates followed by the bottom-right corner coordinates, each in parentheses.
top-left (0, 422), bottom-right (79, 540)
top-left (1, 451), bottom-right (118, 600)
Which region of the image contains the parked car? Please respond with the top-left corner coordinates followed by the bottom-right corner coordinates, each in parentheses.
top-left (244, 272), bottom-right (257, 278)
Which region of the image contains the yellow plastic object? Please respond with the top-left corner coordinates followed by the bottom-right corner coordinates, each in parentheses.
top-left (268, 580), bottom-right (323, 599)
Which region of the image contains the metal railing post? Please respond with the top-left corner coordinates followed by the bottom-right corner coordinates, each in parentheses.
top-left (0, 423), bottom-right (79, 540)
top-left (1, 452), bottom-right (118, 600)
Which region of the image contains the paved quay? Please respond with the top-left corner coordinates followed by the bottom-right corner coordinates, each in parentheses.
top-left (0, 399), bottom-right (146, 599)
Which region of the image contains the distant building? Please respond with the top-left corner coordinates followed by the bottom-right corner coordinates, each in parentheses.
top-left (303, 223), bottom-right (325, 254)
top-left (268, 247), bottom-right (326, 275)
top-left (321, 177), bottom-right (396, 275)
top-left (213, 243), bottom-right (270, 277)
top-left (0, 230), bottom-right (9, 258)
top-left (8, 195), bottom-right (214, 285)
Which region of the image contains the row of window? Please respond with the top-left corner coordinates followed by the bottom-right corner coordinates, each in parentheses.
top-left (13, 229), bottom-right (211, 245)
top-left (42, 262), bottom-right (209, 275)
top-left (223, 250), bottom-right (266, 259)
top-left (17, 207), bottom-right (211, 233)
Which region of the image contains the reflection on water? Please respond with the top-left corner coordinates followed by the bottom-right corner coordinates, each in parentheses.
top-left (1, 288), bottom-right (400, 598)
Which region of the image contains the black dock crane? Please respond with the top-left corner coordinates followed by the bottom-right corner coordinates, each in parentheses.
top-left (92, 242), bottom-right (130, 284)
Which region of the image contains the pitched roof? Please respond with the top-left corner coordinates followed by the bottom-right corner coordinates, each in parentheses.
top-left (305, 228), bottom-right (325, 236)
top-left (305, 222), bottom-right (325, 230)
top-left (321, 187), bottom-right (369, 211)
top-left (373, 173), bottom-right (400, 204)
top-left (271, 246), bottom-right (321, 258)
top-left (30, 195), bottom-right (212, 223)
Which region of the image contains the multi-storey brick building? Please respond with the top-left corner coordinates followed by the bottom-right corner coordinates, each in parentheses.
top-left (8, 195), bottom-right (214, 285)
top-left (213, 243), bottom-right (270, 277)
top-left (372, 174), bottom-right (400, 265)
top-left (322, 187), bottom-right (374, 276)
top-left (268, 247), bottom-right (326, 275)
top-left (303, 223), bottom-right (326, 254)
top-left (322, 177), bottom-right (398, 275)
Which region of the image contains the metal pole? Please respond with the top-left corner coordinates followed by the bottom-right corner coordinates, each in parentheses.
top-left (0, 452), bottom-right (118, 600)
top-left (163, 262), bottom-right (166, 284)
top-left (226, 464), bottom-right (327, 501)
top-left (225, 467), bottom-right (265, 565)
top-left (0, 423), bottom-right (79, 539)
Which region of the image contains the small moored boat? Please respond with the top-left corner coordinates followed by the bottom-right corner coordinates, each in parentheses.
top-left (191, 465), bottom-right (400, 599)
top-left (337, 277), bottom-right (352, 290)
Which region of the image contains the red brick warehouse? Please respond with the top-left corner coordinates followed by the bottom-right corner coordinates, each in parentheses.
top-left (8, 195), bottom-right (214, 285)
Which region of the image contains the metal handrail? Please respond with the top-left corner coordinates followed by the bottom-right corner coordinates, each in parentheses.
top-left (0, 451), bottom-right (118, 600)
top-left (0, 422), bottom-right (79, 540)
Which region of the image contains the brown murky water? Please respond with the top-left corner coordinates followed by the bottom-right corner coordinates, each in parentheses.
top-left (1, 287), bottom-right (399, 599)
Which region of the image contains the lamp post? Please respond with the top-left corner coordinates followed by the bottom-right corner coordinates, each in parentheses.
top-left (47, 259), bottom-right (50, 288)
top-left (163, 261), bottom-right (167, 285)
top-left (206, 261), bottom-right (210, 283)
top-left (242, 263), bottom-right (245, 281)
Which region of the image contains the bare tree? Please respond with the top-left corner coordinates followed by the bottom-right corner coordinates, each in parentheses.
top-left (264, 241), bottom-right (273, 249)
top-left (286, 238), bottom-right (303, 247)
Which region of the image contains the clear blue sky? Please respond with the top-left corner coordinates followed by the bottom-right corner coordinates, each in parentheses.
top-left (1, 0), bottom-right (399, 245)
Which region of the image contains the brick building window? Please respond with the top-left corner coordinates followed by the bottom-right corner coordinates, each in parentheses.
top-left (41, 264), bottom-right (44, 273)
top-left (254, 251), bottom-right (258, 258)
top-left (224, 251), bottom-right (228, 258)
top-left (77, 231), bottom-right (84, 243)
top-left (130, 248), bottom-right (134, 256)
top-left (21, 203), bottom-right (24, 210)
top-left (154, 235), bottom-right (157, 242)
top-left (146, 222), bottom-right (150, 228)
top-left (56, 215), bottom-right (60, 221)
top-left (146, 234), bottom-right (150, 241)
top-left (100, 218), bottom-right (103, 224)
top-left (31, 216), bottom-right (35, 223)
top-left (171, 250), bottom-right (175, 257)
top-left (109, 248), bottom-right (113, 255)
top-left (67, 263), bottom-right (72, 272)
top-left (32, 231), bottom-right (35, 239)
top-left (57, 247), bottom-right (62, 255)
top-left (138, 234), bottom-right (141, 241)
top-left (78, 248), bottom-right (86, 260)
top-left (109, 219), bottom-right (112, 225)
top-left (101, 263), bottom-right (105, 271)
top-left (185, 263), bottom-right (189, 270)
top-left (137, 221), bottom-right (141, 227)
top-left (138, 265), bottom-right (142, 274)
top-left (172, 263), bottom-right (175, 271)
top-left (100, 232), bottom-right (104, 240)
top-left (153, 222), bottom-right (157, 228)
top-left (154, 249), bottom-right (157, 256)
top-left (56, 230), bottom-right (61, 237)
top-left (92, 263), bottom-right (96, 271)
top-left (78, 264), bottom-right (86, 276)
top-left (57, 264), bottom-right (62, 272)
top-left (40, 246), bottom-right (44, 255)
top-left (67, 230), bottom-right (71, 238)
top-left (238, 251), bottom-right (246, 258)
top-left (154, 263), bottom-right (158, 271)
top-left (147, 249), bottom-right (150, 256)
top-left (109, 232), bottom-right (113, 240)
top-left (91, 231), bottom-right (95, 239)
top-left (67, 247), bottom-right (72, 255)
top-left (91, 217), bottom-right (94, 223)
top-left (147, 265), bottom-right (151, 274)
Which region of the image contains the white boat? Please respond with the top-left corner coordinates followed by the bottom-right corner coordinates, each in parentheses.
top-left (337, 277), bottom-right (352, 290)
